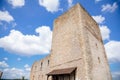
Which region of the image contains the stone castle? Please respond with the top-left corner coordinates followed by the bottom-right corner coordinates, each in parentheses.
top-left (30, 3), bottom-right (112, 80)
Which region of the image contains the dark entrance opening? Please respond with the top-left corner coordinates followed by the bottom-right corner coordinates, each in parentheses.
top-left (47, 67), bottom-right (76, 80)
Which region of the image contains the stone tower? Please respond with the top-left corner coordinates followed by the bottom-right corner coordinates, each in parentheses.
top-left (30, 3), bottom-right (112, 80)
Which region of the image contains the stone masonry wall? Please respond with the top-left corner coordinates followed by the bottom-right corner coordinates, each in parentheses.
top-left (79, 3), bottom-right (112, 80)
top-left (30, 55), bottom-right (51, 80)
top-left (30, 3), bottom-right (112, 80)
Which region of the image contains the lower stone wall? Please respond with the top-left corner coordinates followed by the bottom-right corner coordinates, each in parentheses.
top-left (30, 56), bottom-right (87, 80)
top-left (50, 57), bottom-right (86, 80)
top-left (30, 55), bottom-right (51, 80)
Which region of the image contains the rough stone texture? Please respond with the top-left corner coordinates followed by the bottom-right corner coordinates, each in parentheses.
top-left (30, 3), bottom-right (112, 80)
top-left (30, 55), bottom-right (51, 80)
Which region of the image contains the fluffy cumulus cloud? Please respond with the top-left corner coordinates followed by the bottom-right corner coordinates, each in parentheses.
top-left (8, 0), bottom-right (25, 8)
top-left (2, 67), bottom-right (30, 79)
top-left (92, 15), bottom-right (111, 41)
top-left (105, 41), bottom-right (120, 62)
top-left (0, 61), bottom-right (9, 68)
top-left (100, 25), bottom-right (110, 41)
top-left (0, 11), bottom-right (14, 23)
top-left (101, 2), bottom-right (118, 13)
top-left (0, 61), bottom-right (30, 79)
top-left (0, 26), bottom-right (52, 56)
top-left (92, 15), bottom-right (105, 24)
top-left (39, 0), bottom-right (60, 13)
top-left (68, 0), bottom-right (73, 8)
top-left (24, 64), bottom-right (31, 71)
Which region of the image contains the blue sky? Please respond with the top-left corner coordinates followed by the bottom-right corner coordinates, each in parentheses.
top-left (0, 0), bottom-right (120, 79)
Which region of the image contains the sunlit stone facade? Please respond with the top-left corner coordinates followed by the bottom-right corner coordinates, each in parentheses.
top-left (30, 3), bottom-right (112, 80)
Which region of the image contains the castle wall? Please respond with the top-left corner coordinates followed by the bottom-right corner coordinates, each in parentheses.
top-left (30, 3), bottom-right (112, 80)
top-left (30, 55), bottom-right (51, 80)
top-left (51, 4), bottom-right (82, 67)
top-left (50, 4), bottom-right (87, 80)
top-left (79, 4), bottom-right (112, 80)
top-left (87, 28), bottom-right (111, 80)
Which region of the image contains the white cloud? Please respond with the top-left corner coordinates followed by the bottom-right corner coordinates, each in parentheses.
top-left (105, 41), bottom-right (120, 62)
top-left (24, 64), bottom-right (31, 71)
top-left (0, 61), bottom-right (9, 68)
top-left (8, 0), bottom-right (25, 8)
top-left (0, 61), bottom-right (30, 79)
top-left (92, 15), bottom-right (105, 24)
top-left (92, 15), bottom-right (111, 41)
top-left (68, 0), bottom-right (73, 8)
top-left (24, 64), bottom-right (29, 68)
top-left (17, 58), bottom-right (21, 61)
top-left (0, 11), bottom-right (14, 23)
top-left (4, 57), bottom-right (8, 61)
top-left (112, 71), bottom-right (120, 80)
top-left (101, 2), bottom-right (118, 13)
top-left (2, 67), bottom-right (30, 79)
top-left (100, 25), bottom-right (110, 41)
top-left (25, 67), bottom-right (31, 72)
top-left (0, 26), bottom-right (52, 56)
top-left (95, 0), bottom-right (102, 3)
top-left (39, 0), bottom-right (60, 13)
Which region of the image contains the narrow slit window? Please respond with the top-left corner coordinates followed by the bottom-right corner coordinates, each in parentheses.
top-left (98, 57), bottom-right (100, 63)
top-left (96, 43), bottom-right (98, 48)
top-left (40, 62), bottom-right (43, 70)
top-left (48, 60), bottom-right (50, 66)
